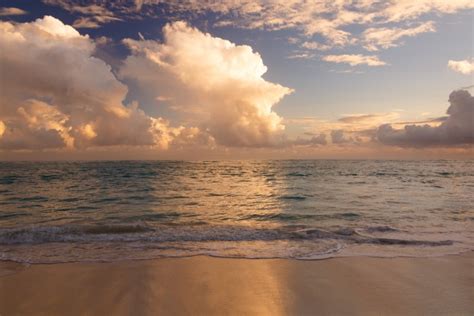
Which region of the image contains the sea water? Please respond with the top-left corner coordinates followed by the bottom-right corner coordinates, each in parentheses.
top-left (0, 160), bottom-right (472, 263)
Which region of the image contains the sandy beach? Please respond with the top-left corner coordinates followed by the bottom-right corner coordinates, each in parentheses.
top-left (2, 1), bottom-right (473, 315)
top-left (1, 252), bottom-right (472, 315)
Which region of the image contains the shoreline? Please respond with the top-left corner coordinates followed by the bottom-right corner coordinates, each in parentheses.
top-left (0, 248), bottom-right (473, 265)
top-left (1, 252), bottom-right (472, 315)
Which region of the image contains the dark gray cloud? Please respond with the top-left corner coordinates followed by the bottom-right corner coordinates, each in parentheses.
top-left (331, 129), bottom-right (351, 144)
top-left (0, 126), bottom-right (65, 150)
top-left (376, 90), bottom-right (474, 147)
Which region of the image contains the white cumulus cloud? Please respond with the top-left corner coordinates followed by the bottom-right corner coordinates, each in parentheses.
top-left (0, 16), bottom-right (179, 151)
top-left (120, 21), bottom-right (293, 147)
top-left (448, 59), bottom-right (474, 75)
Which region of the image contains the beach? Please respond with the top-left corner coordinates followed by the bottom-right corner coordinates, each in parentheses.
top-left (1, 252), bottom-right (472, 315)
top-left (1, 2), bottom-right (473, 315)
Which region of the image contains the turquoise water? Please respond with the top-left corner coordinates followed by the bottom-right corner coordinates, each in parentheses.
top-left (0, 160), bottom-right (472, 263)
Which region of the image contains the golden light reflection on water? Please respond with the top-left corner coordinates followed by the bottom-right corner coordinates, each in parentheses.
top-left (147, 160), bottom-right (289, 227)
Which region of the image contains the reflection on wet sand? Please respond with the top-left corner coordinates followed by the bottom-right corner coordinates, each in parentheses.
top-left (1, 253), bottom-right (473, 315)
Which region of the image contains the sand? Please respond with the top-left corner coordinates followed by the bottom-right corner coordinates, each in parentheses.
top-left (0, 253), bottom-right (473, 315)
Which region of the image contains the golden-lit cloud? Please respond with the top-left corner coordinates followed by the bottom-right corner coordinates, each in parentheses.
top-left (338, 113), bottom-right (401, 130)
top-left (300, 41), bottom-right (331, 51)
top-left (448, 59), bottom-right (474, 75)
top-left (284, 111), bottom-right (397, 147)
top-left (120, 21), bottom-right (293, 147)
top-left (43, 1), bottom-right (121, 28)
top-left (287, 52), bottom-right (316, 60)
top-left (362, 21), bottom-right (436, 51)
top-left (381, 0), bottom-right (473, 22)
top-left (0, 16), bottom-right (291, 151)
top-left (0, 16), bottom-right (179, 150)
top-left (0, 7), bottom-right (28, 16)
top-left (0, 14), bottom-right (471, 157)
top-left (286, 89), bottom-right (474, 149)
top-left (322, 54), bottom-right (387, 67)
top-left (43, 0), bottom-right (474, 50)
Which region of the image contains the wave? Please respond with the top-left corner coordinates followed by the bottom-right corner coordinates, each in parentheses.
top-left (0, 224), bottom-right (454, 247)
top-left (0, 223), bottom-right (469, 264)
top-left (279, 195), bottom-right (307, 201)
top-left (286, 172), bottom-right (312, 177)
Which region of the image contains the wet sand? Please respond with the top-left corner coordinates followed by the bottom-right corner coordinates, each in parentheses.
top-left (1, 253), bottom-right (473, 315)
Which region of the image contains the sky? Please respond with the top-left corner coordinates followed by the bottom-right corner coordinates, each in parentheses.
top-left (0, 0), bottom-right (472, 160)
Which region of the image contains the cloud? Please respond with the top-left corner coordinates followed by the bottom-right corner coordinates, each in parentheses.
top-left (338, 113), bottom-right (400, 125)
top-left (322, 54), bottom-right (387, 66)
top-left (329, 129), bottom-right (368, 145)
top-left (376, 90), bottom-right (474, 147)
top-left (331, 130), bottom-right (351, 144)
top-left (120, 21), bottom-right (293, 147)
top-left (362, 21), bottom-right (436, 51)
top-left (2, 14), bottom-right (471, 156)
top-left (286, 110), bottom-right (415, 147)
top-left (381, 0), bottom-right (474, 22)
top-left (448, 59), bottom-right (474, 75)
top-left (0, 16), bottom-right (180, 151)
top-left (43, 0), bottom-right (474, 50)
top-left (43, 1), bottom-right (121, 28)
top-left (0, 7), bottom-right (28, 16)
top-left (0, 100), bottom-right (69, 150)
top-left (72, 17), bottom-right (101, 28)
top-left (286, 112), bottom-right (400, 136)
top-left (292, 134), bottom-right (327, 146)
top-left (287, 52), bottom-right (315, 60)
top-left (301, 41), bottom-right (332, 51)
top-left (329, 69), bottom-right (364, 74)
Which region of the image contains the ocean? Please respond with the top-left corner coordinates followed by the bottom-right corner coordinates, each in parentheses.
top-left (0, 160), bottom-right (472, 263)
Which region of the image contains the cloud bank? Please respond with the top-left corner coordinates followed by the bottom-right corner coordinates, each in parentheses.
top-left (376, 90), bottom-right (474, 147)
top-left (44, 0), bottom-right (474, 51)
top-left (0, 15), bottom-right (471, 157)
top-left (0, 16), bottom-right (292, 151)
